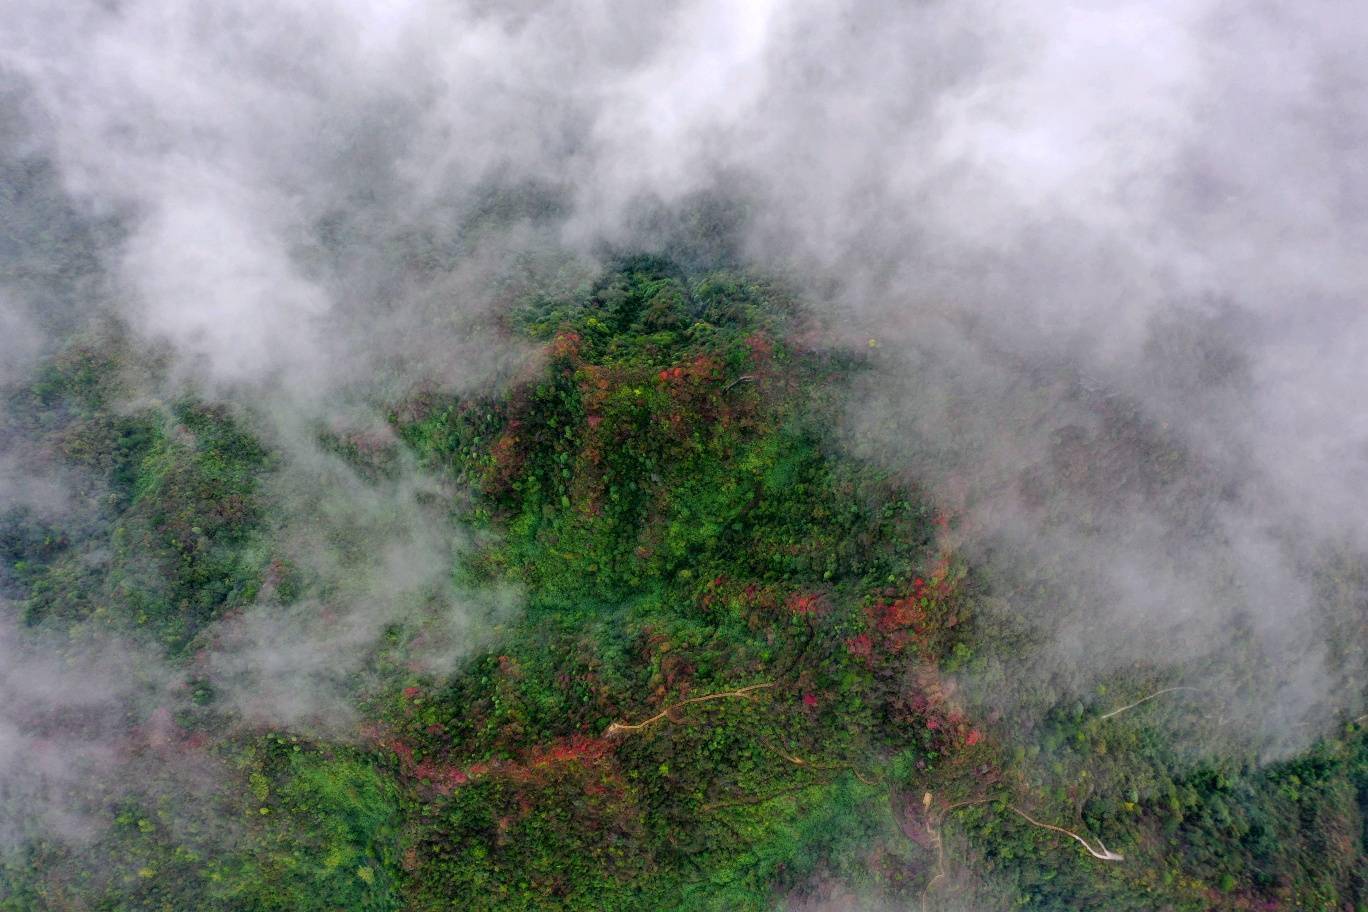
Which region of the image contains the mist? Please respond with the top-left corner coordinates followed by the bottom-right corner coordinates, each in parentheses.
top-left (1, 0), bottom-right (1366, 902)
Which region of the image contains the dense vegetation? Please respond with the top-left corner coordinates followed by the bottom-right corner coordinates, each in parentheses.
top-left (1, 258), bottom-right (1365, 910)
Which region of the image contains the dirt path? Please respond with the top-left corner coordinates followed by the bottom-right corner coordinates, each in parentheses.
top-left (1008, 805), bottom-right (1124, 861)
top-left (920, 795), bottom-right (1123, 910)
top-left (604, 682), bottom-right (774, 736)
top-left (1098, 686), bottom-right (1199, 721)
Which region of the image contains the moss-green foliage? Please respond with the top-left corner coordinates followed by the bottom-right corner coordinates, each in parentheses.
top-left (2, 258), bottom-right (1365, 911)
top-left (211, 742), bottom-right (404, 912)
top-left (386, 258), bottom-right (1368, 911)
top-left (927, 727), bottom-right (1368, 912)
top-left (5, 345), bottom-right (270, 649)
top-left (0, 739), bottom-right (403, 912)
top-left (385, 260), bottom-right (977, 909)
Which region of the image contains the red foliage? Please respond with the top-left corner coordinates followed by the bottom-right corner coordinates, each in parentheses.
top-left (485, 424), bottom-right (525, 495)
top-left (872, 596), bottom-right (926, 635)
top-left (550, 331), bottom-right (582, 361)
top-left (375, 719), bottom-right (619, 799)
top-left (689, 354), bottom-right (721, 381)
top-left (862, 565), bottom-right (962, 661)
top-left (526, 734), bottom-right (615, 770)
top-left (745, 332), bottom-right (773, 362)
top-left (847, 568), bottom-right (994, 758)
top-left (697, 575), bottom-right (729, 611)
top-left (388, 739), bottom-right (415, 766)
top-left (414, 757), bottom-right (469, 789)
top-left (786, 591), bottom-right (826, 616)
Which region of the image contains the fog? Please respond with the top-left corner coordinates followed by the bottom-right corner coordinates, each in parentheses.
top-left (1, 0), bottom-right (1365, 890)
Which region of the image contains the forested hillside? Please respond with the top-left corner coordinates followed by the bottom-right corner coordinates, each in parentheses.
top-left (3, 258), bottom-right (1364, 911)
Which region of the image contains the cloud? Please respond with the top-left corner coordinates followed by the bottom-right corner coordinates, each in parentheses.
top-left (0, 615), bottom-right (187, 847)
top-left (0, 0), bottom-right (1363, 815)
top-left (199, 433), bottom-right (519, 735)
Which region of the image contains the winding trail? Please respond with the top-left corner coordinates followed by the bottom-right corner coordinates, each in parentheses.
top-left (721, 374), bottom-right (755, 392)
top-left (763, 739), bottom-right (881, 786)
top-left (604, 682), bottom-right (774, 736)
top-left (1008, 806), bottom-right (1124, 861)
top-left (922, 796), bottom-right (996, 909)
top-left (920, 795), bottom-right (1123, 910)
